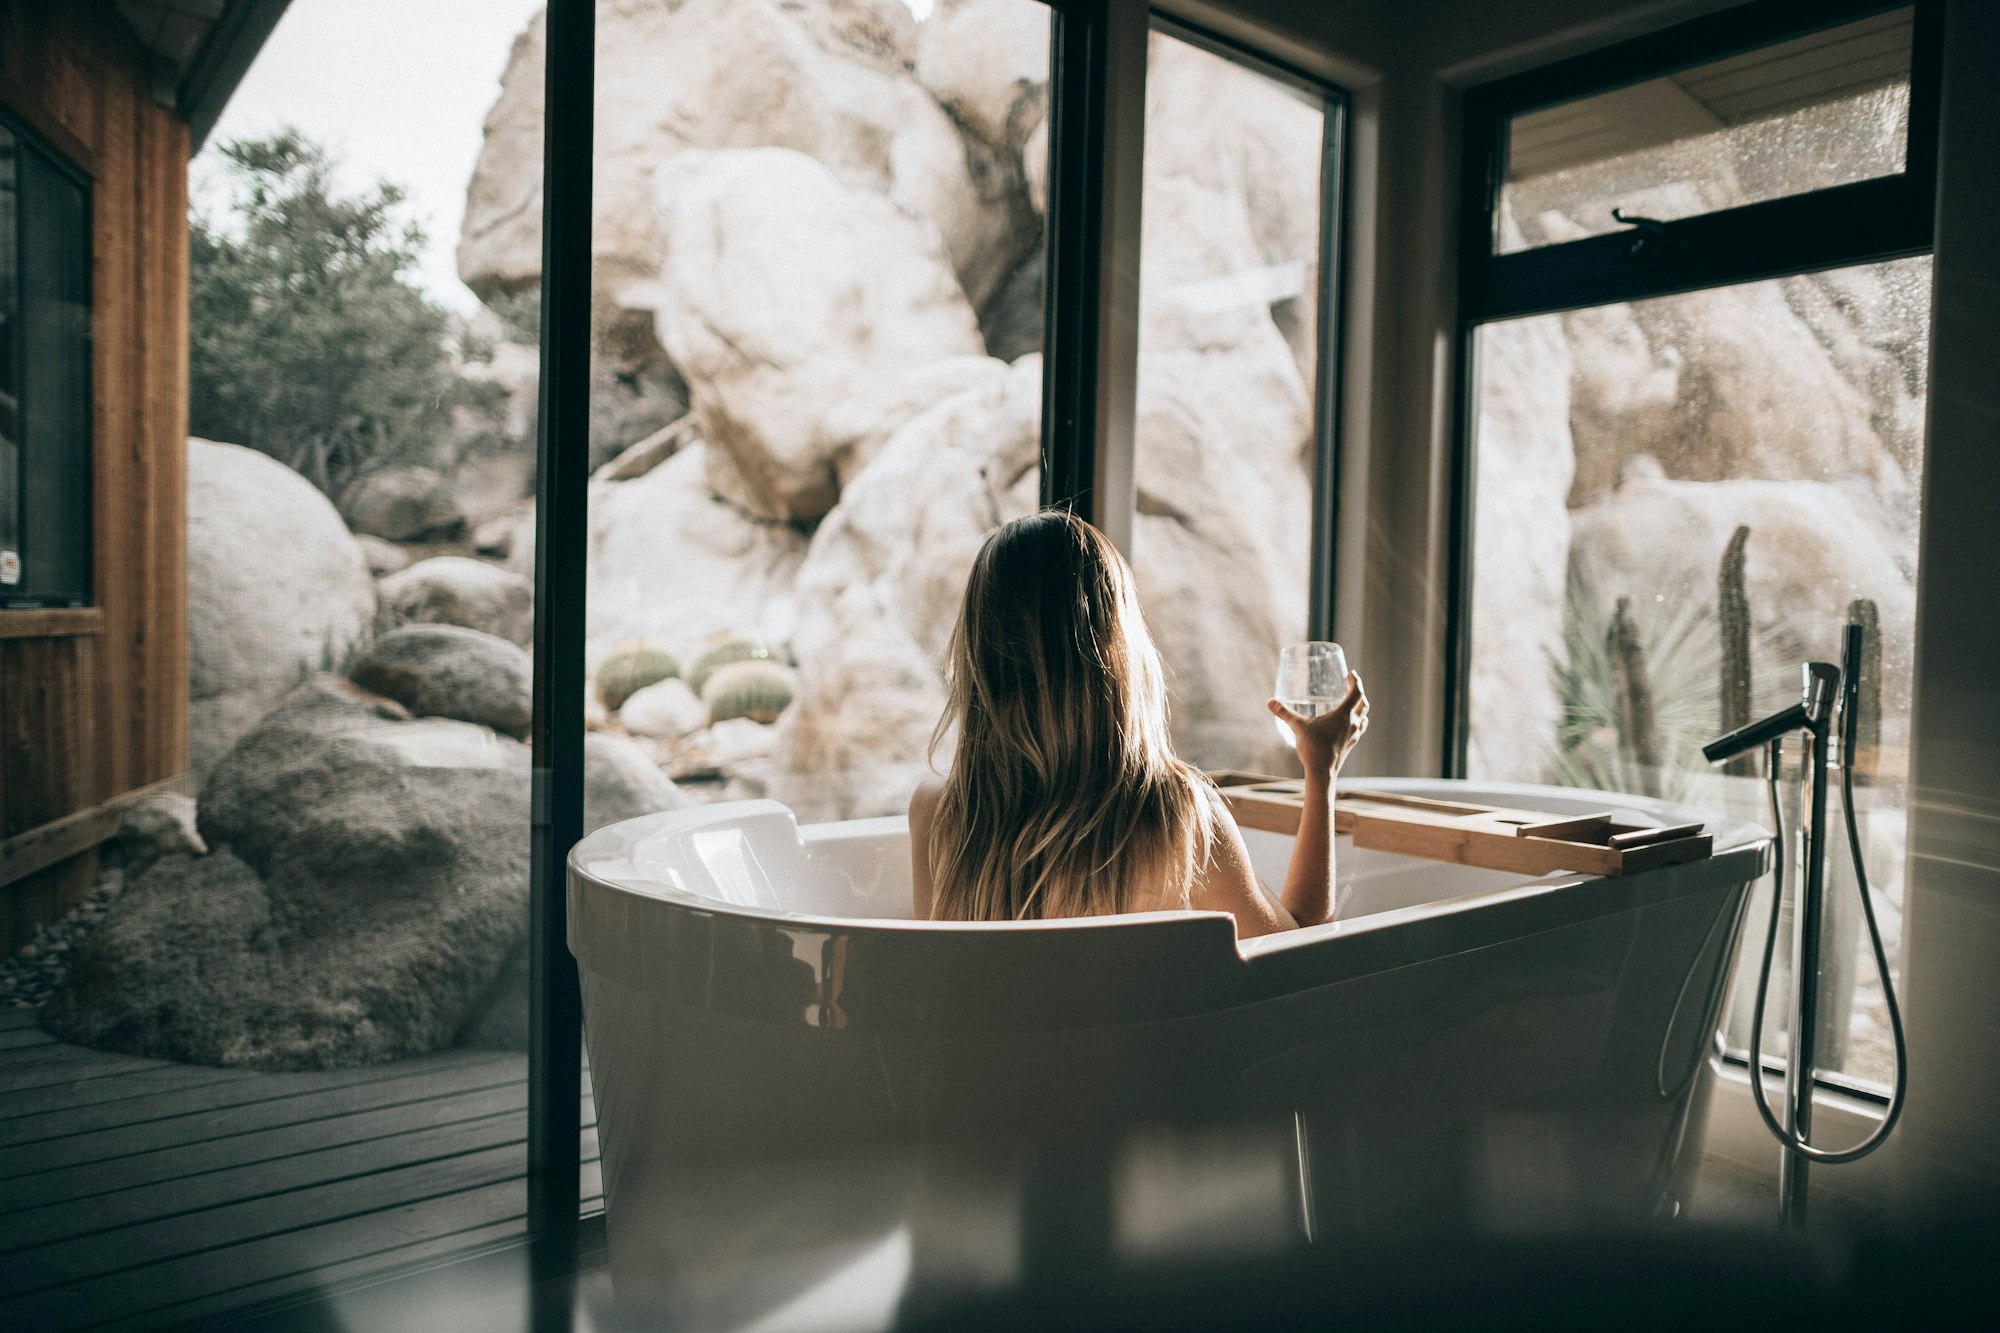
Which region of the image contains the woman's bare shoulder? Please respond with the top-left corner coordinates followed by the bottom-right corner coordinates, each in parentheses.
top-left (908, 775), bottom-right (945, 821)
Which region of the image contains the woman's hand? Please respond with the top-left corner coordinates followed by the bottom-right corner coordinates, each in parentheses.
top-left (1268, 671), bottom-right (1368, 779)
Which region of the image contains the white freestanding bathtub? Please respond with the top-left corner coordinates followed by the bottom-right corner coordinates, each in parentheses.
top-left (569, 779), bottom-right (1769, 1327)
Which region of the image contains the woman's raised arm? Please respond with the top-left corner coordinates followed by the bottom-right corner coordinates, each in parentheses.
top-left (1266, 672), bottom-right (1369, 928)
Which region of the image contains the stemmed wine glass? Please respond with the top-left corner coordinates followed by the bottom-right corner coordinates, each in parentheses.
top-left (1273, 641), bottom-right (1349, 747)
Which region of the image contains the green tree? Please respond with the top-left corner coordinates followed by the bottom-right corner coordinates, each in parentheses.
top-left (190, 131), bottom-right (457, 498)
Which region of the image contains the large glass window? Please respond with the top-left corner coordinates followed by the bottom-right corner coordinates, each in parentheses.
top-left (1500, 6), bottom-right (1914, 254)
top-left (1460, 1), bottom-right (1936, 1094)
top-left (0, 112), bottom-right (92, 608)
top-left (570, 0), bottom-right (1053, 824)
top-left (1131, 25), bottom-right (1338, 775)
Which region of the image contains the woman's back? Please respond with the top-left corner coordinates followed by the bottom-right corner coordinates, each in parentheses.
top-left (909, 511), bottom-right (1367, 940)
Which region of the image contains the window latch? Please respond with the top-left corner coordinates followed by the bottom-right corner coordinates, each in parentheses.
top-left (1610, 207), bottom-right (1681, 261)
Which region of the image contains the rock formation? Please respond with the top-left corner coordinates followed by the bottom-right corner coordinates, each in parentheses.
top-left (1467, 313), bottom-right (1576, 782)
top-left (648, 148), bottom-right (987, 521)
top-left (587, 443), bottom-right (808, 659)
top-left (46, 675), bottom-right (687, 1067)
top-left (458, 0), bottom-right (1035, 380)
top-left (187, 439), bottom-right (376, 778)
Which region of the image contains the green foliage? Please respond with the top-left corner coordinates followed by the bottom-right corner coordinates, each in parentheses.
top-left (686, 634), bottom-right (770, 695)
top-left (189, 130), bottom-right (460, 498)
top-left (1549, 576), bottom-right (1722, 804)
top-left (702, 659), bottom-right (797, 725)
top-left (596, 641), bottom-right (681, 712)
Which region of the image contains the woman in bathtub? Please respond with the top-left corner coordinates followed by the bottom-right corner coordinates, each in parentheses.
top-left (909, 510), bottom-right (1367, 938)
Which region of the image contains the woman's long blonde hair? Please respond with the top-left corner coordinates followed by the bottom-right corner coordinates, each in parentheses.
top-left (925, 511), bottom-right (1216, 921)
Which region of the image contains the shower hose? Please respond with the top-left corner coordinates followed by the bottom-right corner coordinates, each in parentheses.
top-left (1743, 737), bottom-right (1908, 1162)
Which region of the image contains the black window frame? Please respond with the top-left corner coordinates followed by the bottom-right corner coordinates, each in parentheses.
top-left (530, 0), bottom-right (1352, 1260)
top-left (0, 103), bottom-right (95, 612)
top-left (1142, 12), bottom-right (1353, 642)
top-left (1444, 0), bottom-right (1943, 776)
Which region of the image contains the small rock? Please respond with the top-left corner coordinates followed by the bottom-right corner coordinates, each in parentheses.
top-left (340, 466), bottom-right (465, 542)
top-left (471, 512), bottom-right (520, 559)
top-left (349, 624), bottom-right (534, 739)
top-left (704, 717), bottom-right (776, 767)
top-left (377, 557), bottom-right (535, 647)
top-left (356, 534), bottom-right (413, 577)
top-left (619, 678), bottom-right (708, 740)
top-left (113, 794), bottom-right (205, 882)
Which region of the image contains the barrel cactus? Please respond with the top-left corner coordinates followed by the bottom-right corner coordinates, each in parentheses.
top-left (596, 641), bottom-right (680, 712)
top-left (702, 659), bottom-right (797, 725)
top-left (686, 633), bottom-right (770, 695)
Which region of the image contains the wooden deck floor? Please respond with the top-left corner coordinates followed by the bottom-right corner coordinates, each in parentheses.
top-left (0, 1007), bottom-right (600, 1331)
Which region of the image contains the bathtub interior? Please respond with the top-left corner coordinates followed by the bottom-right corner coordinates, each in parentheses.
top-left (601, 782), bottom-right (1717, 927)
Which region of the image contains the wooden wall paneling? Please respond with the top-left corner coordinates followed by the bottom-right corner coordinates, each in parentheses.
top-left (90, 8), bottom-right (140, 807)
top-left (0, 856), bottom-right (99, 956)
top-left (146, 107), bottom-right (191, 786)
top-left (0, 638), bottom-right (89, 837)
top-left (0, 0), bottom-right (191, 946)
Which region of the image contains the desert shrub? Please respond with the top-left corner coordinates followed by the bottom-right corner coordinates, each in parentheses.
top-left (1548, 574), bottom-right (1726, 803)
top-left (190, 130), bottom-right (469, 497)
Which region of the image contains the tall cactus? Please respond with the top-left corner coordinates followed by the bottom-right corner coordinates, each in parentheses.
top-left (1718, 525), bottom-right (1755, 777)
top-left (1607, 595), bottom-right (1660, 795)
top-left (1846, 596), bottom-right (1881, 786)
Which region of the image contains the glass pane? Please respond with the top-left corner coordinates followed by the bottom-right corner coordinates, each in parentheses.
top-left (17, 147), bottom-right (91, 603)
top-left (7, 3), bottom-right (543, 1314)
top-left (1500, 6), bottom-right (1913, 253)
top-left (1466, 255), bottom-right (1931, 1089)
top-left (0, 125), bottom-right (17, 590)
top-left (568, 0), bottom-right (1051, 825)
top-left (1132, 30), bottom-right (1329, 774)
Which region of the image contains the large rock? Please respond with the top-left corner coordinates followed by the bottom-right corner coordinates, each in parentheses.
top-left (43, 677), bottom-right (691, 1067)
top-left (349, 624), bottom-right (534, 739)
top-left (916, 0), bottom-right (1049, 159)
top-left (338, 465), bottom-right (464, 542)
top-left (1467, 312), bottom-right (1576, 783)
top-left (588, 443), bottom-right (808, 659)
top-left (777, 357), bottom-right (1043, 817)
top-left (586, 731), bottom-right (694, 830)
top-left (377, 556), bottom-right (535, 647)
top-left (188, 439), bottom-right (377, 778)
top-left (1569, 474), bottom-right (1917, 733)
top-left (649, 148), bottom-right (987, 521)
top-left (1128, 359), bottom-right (1311, 775)
top-left (1140, 34), bottom-right (1327, 384)
top-left (459, 0), bottom-right (1032, 341)
top-left (1127, 56), bottom-right (1321, 774)
top-left (45, 678), bottom-right (531, 1068)
top-left (1560, 282), bottom-right (1908, 506)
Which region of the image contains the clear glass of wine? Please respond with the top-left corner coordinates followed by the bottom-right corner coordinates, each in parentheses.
top-left (1273, 641), bottom-right (1349, 747)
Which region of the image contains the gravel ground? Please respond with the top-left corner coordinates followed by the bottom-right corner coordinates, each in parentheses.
top-left (0, 868), bottom-right (124, 1010)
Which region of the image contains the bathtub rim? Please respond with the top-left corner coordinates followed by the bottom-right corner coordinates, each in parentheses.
top-left (568, 779), bottom-right (1772, 1005)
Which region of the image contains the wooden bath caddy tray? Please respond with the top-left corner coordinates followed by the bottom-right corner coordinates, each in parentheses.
top-left (1207, 773), bottom-right (1714, 878)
